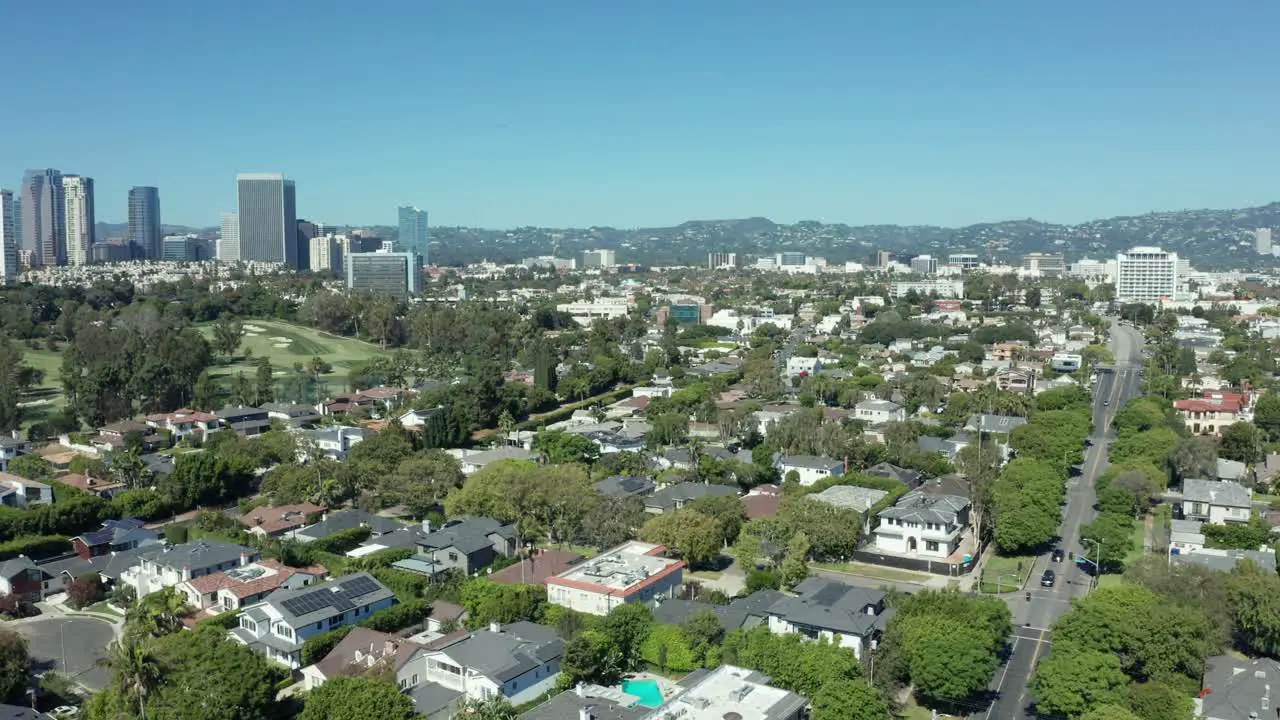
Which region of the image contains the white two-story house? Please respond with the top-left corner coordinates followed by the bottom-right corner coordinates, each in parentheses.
top-left (854, 400), bottom-right (906, 426)
top-left (774, 455), bottom-right (845, 487)
top-left (121, 540), bottom-right (258, 599)
top-left (764, 578), bottom-right (891, 659)
top-left (1180, 478), bottom-right (1251, 525)
top-left (398, 621), bottom-right (563, 710)
top-left (0, 472), bottom-right (53, 508)
top-left (231, 572), bottom-right (396, 669)
top-left (872, 490), bottom-right (970, 559)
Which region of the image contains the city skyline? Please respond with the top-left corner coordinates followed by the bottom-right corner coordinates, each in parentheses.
top-left (3, 4), bottom-right (1279, 229)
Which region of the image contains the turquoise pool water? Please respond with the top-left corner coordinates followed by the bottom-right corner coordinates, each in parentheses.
top-left (622, 679), bottom-right (664, 708)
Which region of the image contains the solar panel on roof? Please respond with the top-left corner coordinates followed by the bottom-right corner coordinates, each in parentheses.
top-left (339, 576), bottom-right (380, 597)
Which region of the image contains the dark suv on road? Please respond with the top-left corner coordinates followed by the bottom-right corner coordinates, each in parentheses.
top-left (1041, 569), bottom-right (1056, 587)
top-left (1051, 548), bottom-right (1065, 562)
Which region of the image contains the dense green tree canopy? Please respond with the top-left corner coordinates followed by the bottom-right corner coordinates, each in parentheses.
top-left (299, 676), bottom-right (414, 720)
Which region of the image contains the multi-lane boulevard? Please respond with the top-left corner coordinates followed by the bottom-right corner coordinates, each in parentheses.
top-left (974, 321), bottom-right (1146, 719)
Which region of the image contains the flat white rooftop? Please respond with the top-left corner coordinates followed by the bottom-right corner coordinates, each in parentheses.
top-left (654, 665), bottom-right (805, 720)
top-left (551, 541), bottom-right (681, 593)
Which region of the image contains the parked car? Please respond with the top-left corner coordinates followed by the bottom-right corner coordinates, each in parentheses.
top-left (1051, 548), bottom-right (1065, 563)
top-left (1041, 569), bottom-right (1056, 587)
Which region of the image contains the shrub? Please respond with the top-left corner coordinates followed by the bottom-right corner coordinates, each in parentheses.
top-left (66, 574), bottom-right (106, 610)
top-left (300, 625), bottom-right (354, 666)
top-left (360, 599), bottom-right (428, 633)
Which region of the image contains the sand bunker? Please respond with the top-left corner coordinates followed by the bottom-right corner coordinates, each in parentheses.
top-left (243, 324), bottom-right (266, 333)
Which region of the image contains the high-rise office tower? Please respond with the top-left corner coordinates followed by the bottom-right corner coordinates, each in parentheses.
top-left (346, 251), bottom-right (419, 298)
top-left (128, 186), bottom-right (162, 259)
top-left (397, 206), bottom-right (428, 265)
top-left (1256, 228), bottom-right (1273, 256)
top-left (0, 190), bottom-right (17, 283)
top-left (219, 213), bottom-right (240, 261)
top-left (236, 174), bottom-right (298, 267)
top-left (63, 175), bottom-right (95, 266)
top-left (21, 169), bottom-right (65, 266)
top-left (910, 255), bottom-right (938, 275)
top-left (1115, 247), bottom-right (1178, 303)
top-left (11, 197), bottom-right (21, 253)
top-left (296, 219), bottom-right (318, 272)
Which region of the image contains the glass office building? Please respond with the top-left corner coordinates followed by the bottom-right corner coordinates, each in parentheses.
top-left (237, 174), bottom-right (298, 267)
top-left (397, 206), bottom-right (428, 265)
top-left (128, 187), bottom-right (162, 259)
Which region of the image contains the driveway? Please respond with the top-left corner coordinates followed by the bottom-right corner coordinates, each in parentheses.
top-left (14, 617), bottom-right (115, 690)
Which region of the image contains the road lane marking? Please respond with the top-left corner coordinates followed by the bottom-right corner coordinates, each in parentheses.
top-left (983, 635), bottom-right (1020, 720)
top-left (1012, 629), bottom-right (1050, 719)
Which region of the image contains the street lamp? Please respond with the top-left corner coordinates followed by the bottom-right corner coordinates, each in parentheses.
top-left (994, 572), bottom-right (1020, 596)
top-left (1081, 538), bottom-right (1102, 590)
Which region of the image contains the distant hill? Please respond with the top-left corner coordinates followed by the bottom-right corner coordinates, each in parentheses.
top-left (94, 202), bottom-right (1280, 270)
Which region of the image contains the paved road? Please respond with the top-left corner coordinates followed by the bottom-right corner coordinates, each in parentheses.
top-left (15, 617), bottom-right (115, 690)
top-left (974, 320), bottom-right (1146, 719)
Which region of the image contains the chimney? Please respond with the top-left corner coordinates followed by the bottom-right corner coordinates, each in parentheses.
top-left (489, 621), bottom-right (501, 634)
top-left (575, 682), bottom-right (585, 698)
top-left (239, 551), bottom-right (249, 566)
top-left (579, 706), bottom-right (594, 720)
top-left (421, 518), bottom-right (432, 534)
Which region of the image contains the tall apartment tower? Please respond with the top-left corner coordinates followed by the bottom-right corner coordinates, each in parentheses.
top-left (1256, 228), bottom-right (1273, 256)
top-left (1115, 246), bottom-right (1178, 303)
top-left (236, 174), bottom-right (298, 267)
top-left (62, 175), bottom-right (95, 266)
top-left (0, 190), bottom-right (17, 282)
top-left (21, 169), bottom-right (65, 267)
top-left (218, 213), bottom-right (240, 262)
top-left (128, 186), bottom-right (162, 259)
top-left (397, 206), bottom-right (428, 265)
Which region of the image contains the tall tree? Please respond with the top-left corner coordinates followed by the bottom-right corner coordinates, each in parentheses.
top-left (210, 317), bottom-right (244, 358)
top-left (0, 629), bottom-right (29, 705)
top-left (98, 640), bottom-right (160, 720)
top-left (1032, 644), bottom-right (1129, 718)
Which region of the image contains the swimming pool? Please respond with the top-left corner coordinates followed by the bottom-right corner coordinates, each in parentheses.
top-left (622, 679), bottom-right (665, 708)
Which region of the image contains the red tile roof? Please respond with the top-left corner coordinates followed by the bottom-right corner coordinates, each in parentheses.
top-left (1174, 398), bottom-right (1242, 413)
top-left (239, 503), bottom-right (325, 535)
top-left (184, 559), bottom-right (324, 599)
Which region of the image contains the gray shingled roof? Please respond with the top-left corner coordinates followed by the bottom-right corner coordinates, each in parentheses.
top-left (766, 578), bottom-right (888, 637)
top-left (295, 509), bottom-right (403, 540)
top-left (878, 490), bottom-right (968, 525)
top-left (139, 539), bottom-right (251, 571)
top-left (432, 622), bottom-right (563, 684)
top-left (417, 517), bottom-right (513, 555)
top-left (812, 485), bottom-right (889, 512)
top-left (520, 691), bottom-right (647, 720)
top-left (1182, 478), bottom-right (1252, 508)
top-left (778, 455), bottom-right (843, 471)
top-left (644, 482), bottom-right (738, 511)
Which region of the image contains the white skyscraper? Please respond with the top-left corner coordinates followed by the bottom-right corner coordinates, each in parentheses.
top-left (219, 213), bottom-right (240, 262)
top-left (0, 190), bottom-right (17, 282)
top-left (1115, 247), bottom-right (1178, 303)
top-left (1257, 228), bottom-right (1273, 255)
top-left (62, 175), bottom-right (95, 266)
top-left (309, 234), bottom-right (344, 275)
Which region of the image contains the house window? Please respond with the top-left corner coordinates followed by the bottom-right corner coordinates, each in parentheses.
top-left (449, 552), bottom-right (459, 562)
top-left (412, 674), bottom-right (418, 686)
top-left (925, 541), bottom-right (939, 552)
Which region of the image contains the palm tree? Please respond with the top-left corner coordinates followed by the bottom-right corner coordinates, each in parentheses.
top-left (101, 640), bottom-right (160, 719)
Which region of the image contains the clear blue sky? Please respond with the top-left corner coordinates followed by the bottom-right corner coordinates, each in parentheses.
top-left (3, 1), bottom-right (1277, 229)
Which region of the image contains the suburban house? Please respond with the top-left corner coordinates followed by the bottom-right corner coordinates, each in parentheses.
top-left (864, 462), bottom-right (924, 488)
top-left (774, 455), bottom-right (844, 487)
top-left (1168, 519), bottom-right (1206, 555)
top-left (488, 550), bottom-right (582, 587)
top-left (764, 577), bottom-right (891, 659)
top-left (178, 558), bottom-right (325, 614)
top-left (964, 414), bottom-right (1027, 435)
top-left (456, 446), bottom-right (539, 475)
top-left (121, 540), bottom-right (259, 598)
top-left (854, 400), bottom-right (906, 426)
top-left (37, 544), bottom-right (155, 597)
top-left (643, 483), bottom-right (738, 514)
top-left (593, 475), bottom-right (656, 498)
top-left (144, 408), bottom-right (221, 442)
top-left (873, 490), bottom-right (970, 559)
top-left (0, 473), bottom-right (53, 508)
top-left (239, 503), bottom-right (325, 538)
top-left (653, 665), bottom-right (808, 720)
top-left (289, 509), bottom-right (404, 543)
top-left (994, 367), bottom-right (1037, 394)
top-left (651, 589), bottom-right (785, 633)
top-left (546, 541), bottom-right (685, 616)
top-left (231, 572), bottom-right (397, 669)
top-left (398, 621), bottom-right (564, 710)
top-left (58, 472), bottom-right (126, 498)
top-left (916, 433), bottom-right (970, 461)
top-left (742, 484), bottom-right (784, 520)
top-left (297, 426), bottom-right (370, 461)
top-left (0, 557), bottom-right (52, 602)
top-left (301, 627), bottom-right (420, 692)
top-left (92, 420), bottom-right (162, 452)
top-left (397, 407), bottom-right (443, 429)
top-left (0, 435), bottom-right (31, 472)
top-left (260, 402), bottom-right (321, 427)
top-left (71, 518), bottom-right (160, 559)
top-left (785, 356), bottom-right (821, 378)
top-left (1175, 394), bottom-right (1246, 437)
top-left (214, 406), bottom-right (272, 436)
top-left (1198, 655), bottom-right (1280, 720)
top-left (1180, 478), bottom-right (1251, 525)
top-left (391, 517), bottom-right (517, 578)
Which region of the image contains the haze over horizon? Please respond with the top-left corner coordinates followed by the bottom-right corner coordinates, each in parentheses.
top-left (4, 1), bottom-right (1278, 229)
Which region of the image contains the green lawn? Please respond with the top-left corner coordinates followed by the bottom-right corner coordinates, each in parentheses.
top-left (17, 347), bottom-right (68, 429)
top-left (979, 554), bottom-right (1034, 593)
top-left (811, 561), bottom-right (933, 584)
top-left (199, 319), bottom-right (384, 387)
top-left (1098, 516), bottom-right (1147, 588)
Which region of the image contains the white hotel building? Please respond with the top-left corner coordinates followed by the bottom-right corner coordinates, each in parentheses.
top-left (1115, 246), bottom-right (1178, 304)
